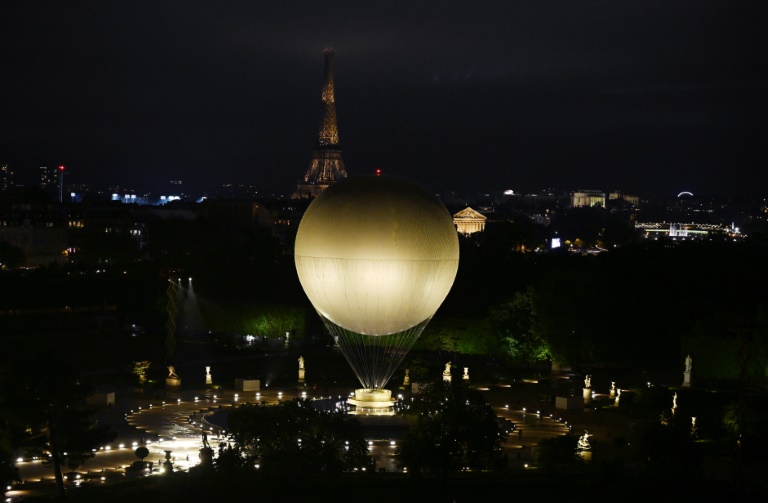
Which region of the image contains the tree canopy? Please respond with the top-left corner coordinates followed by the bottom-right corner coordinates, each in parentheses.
top-left (396, 381), bottom-right (505, 474)
top-left (0, 352), bottom-right (116, 499)
top-left (224, 399), bottom-right (369, 477)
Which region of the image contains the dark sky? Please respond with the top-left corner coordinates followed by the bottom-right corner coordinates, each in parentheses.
top-left (2, 1), bottom-right (766, 196)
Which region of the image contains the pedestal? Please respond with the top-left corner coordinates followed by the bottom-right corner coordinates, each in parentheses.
top-left (443, 372), bottom-right (451, 383)
top-left (205, 376), bottom-right (212, 385)
top-left (298, 369), bottom-right (305, 384)
top-left (682, 370), bottom-right (691, 388)
top-left (166, 377), bottom-right (181, 388)
top-left (555, 396), bottom-right (582, 410)
top-left (234, 379), bottom-right (260, 392)
top-left (582, 387), bottom-right (592, 404)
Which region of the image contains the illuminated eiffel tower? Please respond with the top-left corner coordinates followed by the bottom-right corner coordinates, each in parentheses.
top-left (294, 49), bottom-right (348, 199)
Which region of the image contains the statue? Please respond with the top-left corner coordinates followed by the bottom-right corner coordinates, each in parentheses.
top-left (463, 367), bottom-right (469, 380)
top-left (205, 366), bottom-right (211, 377)
top-left (671, 391), bottom-right (678, 415)
top-left (577, 431), bottom-right (590, 449)
top-left (167, 365), bottom-right (179, 379)
top-left (444, 362), bottom-right (451, 374)
top-left (298, 356), bottom-right (305, 370)
top-left (684, 354), bottom-right (693, 373)
top-left (584, 375), bottom-right (591, 388)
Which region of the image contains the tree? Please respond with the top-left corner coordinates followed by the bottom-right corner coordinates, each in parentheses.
top-left (0, 352), bottom-right (116, 499)
top-left (630, 420), bottom-right (701, 478)
top-left (535, 434), bottom-right (584, 474)
top-left (225, 399), bottom-right (369, 477)
top-left (488, 288), bottom-right (550, 365)
top-left (396, 380), bottom-right (505, 475)
top-left (0, 424), bottom-right (20, 500)
top-left (0, 241), bottom-right (25, 270)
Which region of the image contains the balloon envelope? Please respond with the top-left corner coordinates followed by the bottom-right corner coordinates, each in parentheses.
top-left (295, 175), bottom-right (459, 336)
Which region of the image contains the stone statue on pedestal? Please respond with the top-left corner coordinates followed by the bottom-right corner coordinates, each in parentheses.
top-left (671, 392), bottom-right (678, 415)
top-left (403, 369), bottom-right (410, 387)
top-left (463, 367), bottom-right (469, 380)
top-left (298, 356), bottom-right (306, 384)
top-left (444, 362), bottom-right (451, 374)
top-left (205, 366), bottom-right (212, 385)
top-left (682, 354), bottom-right (693, 388)
top-left (584, 375), bottom-right (591, 388)
top-left (167, 365), bottom-right (179, 379)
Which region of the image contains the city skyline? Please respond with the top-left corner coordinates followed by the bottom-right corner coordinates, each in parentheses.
top-left (2, 1), bottom-right (765, 197)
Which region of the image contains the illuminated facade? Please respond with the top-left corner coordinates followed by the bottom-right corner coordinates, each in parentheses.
top-left (637, 222), bottom-right (745, 241)
top-left (571, 190), bottom-right (606, 208)
top-left (294, 50), bottom-right (348, 199)
top-left (453, 206), bottom-right (487, 235)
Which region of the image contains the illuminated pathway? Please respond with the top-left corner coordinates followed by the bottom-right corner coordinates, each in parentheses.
top-left (10, 385), bottom-right (591, 501)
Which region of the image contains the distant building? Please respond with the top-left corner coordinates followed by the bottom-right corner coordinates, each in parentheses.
top-left (453, 207), bottom-right (487, 235)
top-left (636, 222), bottom-right (745, 241)
top-left (609, 191), bottom-right (639, 206)
top-left (571, 190), bottom-right (605, 208)
top-left (1, 164), bottom-right (13, 191)
top-left (200, 199), bottom-right (273, 232)
top-left (0, 203), bottom-right (68, 266)
top-left (39, 165), bottom-right (65, 202)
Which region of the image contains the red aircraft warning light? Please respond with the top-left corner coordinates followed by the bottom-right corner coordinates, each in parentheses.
top-left (375, 168), bottom-right (381, 176)
top-left (58, 165), bottom-right (65, 171)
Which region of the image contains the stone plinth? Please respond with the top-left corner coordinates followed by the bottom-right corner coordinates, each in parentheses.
top-left (86, 391), bottom-right (115, 407)
top-left (582, 387), bottom-right (592, 404)
top-left (234, 379), bottom-right (260, 392)
top-left (682, 370), bottom-right (691, 388)
top-left (298, 369), bottom-right (305, 384)
top-left (555, 395), bottom-right (583, 410)
top-left (166, 377), bottom-right (181, 388)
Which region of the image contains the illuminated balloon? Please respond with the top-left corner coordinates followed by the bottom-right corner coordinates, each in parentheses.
top-left (295, 175), bottom-right (459, 390)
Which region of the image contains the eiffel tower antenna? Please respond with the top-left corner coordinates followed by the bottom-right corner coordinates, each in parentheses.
top-left (294, 49), bottom-right (348, 199)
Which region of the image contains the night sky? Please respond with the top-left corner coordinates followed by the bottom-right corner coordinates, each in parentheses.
top-left (2, 1), bottom-right (765, 196)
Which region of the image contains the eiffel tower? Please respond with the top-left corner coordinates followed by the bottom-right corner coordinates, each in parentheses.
top-left (294, 49), bottom-right (348, 199)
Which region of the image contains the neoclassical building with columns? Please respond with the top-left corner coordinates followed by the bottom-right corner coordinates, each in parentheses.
top-left (453, 207), bottom-right (487, 235)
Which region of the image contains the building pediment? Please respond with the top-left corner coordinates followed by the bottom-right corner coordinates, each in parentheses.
top-left (453, 207), bottom-right (487, 221)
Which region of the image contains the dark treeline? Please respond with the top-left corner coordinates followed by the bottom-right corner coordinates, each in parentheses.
top-left (2, 211), bottom-right (767, 385)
